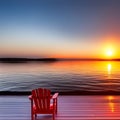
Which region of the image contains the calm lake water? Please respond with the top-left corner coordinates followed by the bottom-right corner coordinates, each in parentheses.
top-left (0, 61), bottom-right (120, 94)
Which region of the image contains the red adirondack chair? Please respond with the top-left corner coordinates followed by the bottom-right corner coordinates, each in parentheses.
top-left (29, 88), bottom-right (59, 120)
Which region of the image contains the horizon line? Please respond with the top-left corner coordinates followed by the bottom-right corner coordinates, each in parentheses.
top-left (1, 57), bottom-right (120, 61)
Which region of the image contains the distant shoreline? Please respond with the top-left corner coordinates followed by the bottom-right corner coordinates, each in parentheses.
top-left (0, 58), bottom-right (120, 63)
top-left (0, 58), bottom-right (58, 63)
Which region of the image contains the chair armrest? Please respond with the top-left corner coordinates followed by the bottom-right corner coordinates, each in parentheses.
top-left (52, 93), bottom-right (59, 99)
top-left (28, 95), bottom-right (33, 100)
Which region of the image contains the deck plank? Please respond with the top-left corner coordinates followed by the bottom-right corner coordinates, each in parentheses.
top-left (0, 95), bottom-right (120, 120)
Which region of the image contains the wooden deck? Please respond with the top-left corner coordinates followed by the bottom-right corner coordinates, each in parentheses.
top-left (0, 95), bottom-right (120, 120)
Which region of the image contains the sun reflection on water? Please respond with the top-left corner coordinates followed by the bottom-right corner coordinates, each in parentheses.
top-left (108, 96), bottom-right (114, 112)
top-left (107, 63), bottom-right (112, 75)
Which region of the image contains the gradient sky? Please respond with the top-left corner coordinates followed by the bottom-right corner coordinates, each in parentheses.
top-left (0, 0), bottom-right (120, 58)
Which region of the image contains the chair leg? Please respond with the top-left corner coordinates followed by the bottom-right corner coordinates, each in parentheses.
top-left (32, 113), bottom-right (34, 120)
top-left (31, 99), bottom-right (34, 120)
top-left (53, 112), bottom-right (55, 120)
top-left (35, 114), bottom-right (37, 119)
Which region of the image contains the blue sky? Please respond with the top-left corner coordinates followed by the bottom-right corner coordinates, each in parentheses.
top-left (0, 0), bottom-right (120, 58)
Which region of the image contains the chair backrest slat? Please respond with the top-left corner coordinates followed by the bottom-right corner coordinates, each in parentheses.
top-left (32, 88), bottom-right (51, 112)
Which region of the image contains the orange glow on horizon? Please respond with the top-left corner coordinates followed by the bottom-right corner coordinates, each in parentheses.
top-left (1, 36), bottom-right (120, 59)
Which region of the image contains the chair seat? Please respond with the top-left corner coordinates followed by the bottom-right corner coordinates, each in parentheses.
top-left (33, 104), bottom-right (55, 114)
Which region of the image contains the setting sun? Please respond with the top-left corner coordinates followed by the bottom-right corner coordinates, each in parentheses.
top-left (104, 45), bottom-right (116, 58)
top-left (106, 50), bottom-right (113, 56)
